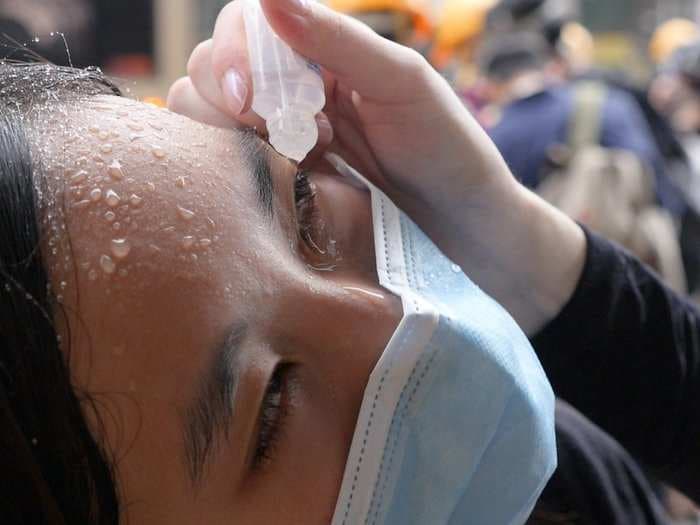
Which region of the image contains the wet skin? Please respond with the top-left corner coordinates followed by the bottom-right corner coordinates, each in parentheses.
top-left (43, 96), bottom-right (401, 524)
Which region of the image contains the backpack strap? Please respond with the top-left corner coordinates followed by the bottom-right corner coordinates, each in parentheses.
top-left (568, 81), bottom-right (608, 151)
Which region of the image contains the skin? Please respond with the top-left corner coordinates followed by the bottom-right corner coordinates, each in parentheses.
top-left (44, 95), bottom-right (401, 524)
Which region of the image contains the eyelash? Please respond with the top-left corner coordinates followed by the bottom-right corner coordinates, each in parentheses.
top-left (253, 364), bottom-right (292, 469)
top-left (294, 171), bottom-right (321, 250)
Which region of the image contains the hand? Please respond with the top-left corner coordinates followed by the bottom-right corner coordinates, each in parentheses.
top-left (168, 0), bottom-right (586, 334)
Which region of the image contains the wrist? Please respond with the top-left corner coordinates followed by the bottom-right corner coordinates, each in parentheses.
top-left (424, 177), bottom-right (586, 335)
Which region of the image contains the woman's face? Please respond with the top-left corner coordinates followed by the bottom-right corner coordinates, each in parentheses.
top-left (46, 96), bottom-right (401, 524)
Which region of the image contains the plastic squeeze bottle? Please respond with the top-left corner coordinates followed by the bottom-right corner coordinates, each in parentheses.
top-left (243, 0), bottom-right (326, 162)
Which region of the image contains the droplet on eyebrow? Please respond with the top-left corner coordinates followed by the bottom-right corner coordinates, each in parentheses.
top-left (100, 255), bottom-right (116, 275)
top-left (108, 160), bottom-right (124, 180)
top-left (182, 236), bottom-right (195, 250)
top-left (152, 146), bottom-right (166, 159)
top-left (100, 144), bottom-right (113, 154)
top-left (72, 199), bottom-right (92, 210)
top-left (70, 170), bottom-right (88, 184)
top-left (177, 206), bottom-right (195, 221)
top-left (89, 188), bottom-right (103, 202)
top-left (111, 238), bottom-right (132, 259)
top-left (105, 189), bottom-right (121, 208)
top-left (129, 194), bottom-right (143, 207)
top-left (104, 210), bottom-right (116, 223)
top-left (175, 176), bottom-right (186, 188)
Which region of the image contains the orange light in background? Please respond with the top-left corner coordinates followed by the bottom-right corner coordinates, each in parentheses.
top-left (142, 96), bottom-right (166, 108)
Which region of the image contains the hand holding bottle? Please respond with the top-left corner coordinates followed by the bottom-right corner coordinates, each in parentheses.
top-left (168, 0), bottom-right (586, 334)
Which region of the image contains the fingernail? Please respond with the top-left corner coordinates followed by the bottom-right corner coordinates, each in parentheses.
top-left (222, 69), bottom-right (247, 115)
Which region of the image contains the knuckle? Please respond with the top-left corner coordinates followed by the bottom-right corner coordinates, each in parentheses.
top-left (166, 77), bottom-right (191, 114)
top-left (186, 40), bottom-right (212, 80)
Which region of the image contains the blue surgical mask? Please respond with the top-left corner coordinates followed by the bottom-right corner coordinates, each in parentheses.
top-left (326, 154), bottom-right (557, 525)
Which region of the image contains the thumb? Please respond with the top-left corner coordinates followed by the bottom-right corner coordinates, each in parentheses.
top-left (260, 0), bottom-right (427, 102)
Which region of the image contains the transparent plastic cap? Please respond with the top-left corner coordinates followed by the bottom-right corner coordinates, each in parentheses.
top-left (267, 109), bottom-right (319, 163)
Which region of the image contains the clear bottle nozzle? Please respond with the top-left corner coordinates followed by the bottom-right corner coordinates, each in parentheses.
top-left (243, 0), bottom-right (326, 162)
top-left (267, 110), bottom-right (319, 163)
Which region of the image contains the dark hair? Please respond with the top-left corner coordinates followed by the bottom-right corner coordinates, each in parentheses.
top-left (478, 32), bottom-right (550, 81)
top-left (0, 62), bottom-right (121, 524)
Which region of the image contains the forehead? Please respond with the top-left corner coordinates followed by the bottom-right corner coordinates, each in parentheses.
top-left (38, 95), bottom-right (276, 305)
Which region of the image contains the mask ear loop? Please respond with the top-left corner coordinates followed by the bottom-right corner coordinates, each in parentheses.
top-left (324, 153), bottom-right (372, 191)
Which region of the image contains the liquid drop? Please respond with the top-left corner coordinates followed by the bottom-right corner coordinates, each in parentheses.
top-left (199, 238), bottom-right (212, 249)
top-left (152, 146), bottom-right (166, 159)
top-left (100, 255), bottom-right (116, 275)
top-left (175, 176), bottom-right (186, 188)
top-left (100, 144), bottom-right (113, 154)
top-left (182, 236), bottom-right (195, 250)
top-left (111, 239), bottom-right (132, 259)
top-left (113, 222), bottom-right (122, 231)
top-left (145, 182), bottom-right (156, 192)
top-left (105, 189), bottom-right (121, 208)
top-left (98, 130), bottom-right (110, 141)
top-left (72, 199), bottom-right (92, 210)
top-left (451, 263), bottom-right (461, 273)
top-left (108, 160), bottom-right (124, 180)
top-left (89, 188), bottom-right (103, 202)
top-left (104, 211), bottom-right (116, 222)
top-left (177, 206), bottom-right (195, 221)
top-left (71, 170), bottom-right (88, 184)
top-left (127, 122), bottom-right (144, 131)
top-left (88, 124), bottom-right (100, 134)
top-left (129, 194), bottom-right (143, 207)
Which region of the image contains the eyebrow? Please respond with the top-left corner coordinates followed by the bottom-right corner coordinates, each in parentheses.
top-left (242, 131), bottom-right (275, 220)
top-left (182, 323), bottom-right (247, 486)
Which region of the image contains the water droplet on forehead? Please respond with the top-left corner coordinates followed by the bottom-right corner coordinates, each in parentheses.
top-left (70, 170), bottom-right (88, 184)
top-left (177, 206), bottom-right (195, 221)
top-left (199, 238), bottom-right (212, 249)
top-left (175, 176), bottom-right (186, 188)
top-left (451, 263), bottom-right (461, 273)
top-left (149, 122), bottom-right (163, 131)
top-left (105, 189), bottom-right (121, 208)
top-left (89, 188), bottom-right (103, 202)
top-left (127, 122), bottom-right (144, 131)
top-left (145, 182), bottom-right (156, 192)
top-left (76, 156), bottom-right (88, 166)
top-left (100, 255), bottom-right (116, 275)
top-left (104, 211), bottom-right (116, 223)
top-left (88, 124), bottom-right (100, 134)
top-left (152, 146), bottom-right (166, 159)
top-left (182, 236), bottom-right (195, 250)
top-left (98, 130), bottom-right (110, 141)
top-left (113, 222), bottom-right (122, 231)
top-left (129, 194), bottom-right (143, 207)
top-left (100, 144), bottom-right (113, 154)
top-left (111, 239), bottom-right (132, 259)
top-left (72, 199), bottom-right (92, 210)
top-left (108, 160), bottom-right (124, 181)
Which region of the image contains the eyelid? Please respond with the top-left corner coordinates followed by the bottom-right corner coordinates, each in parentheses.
top-left (251, 363), bottom-right (295, 470)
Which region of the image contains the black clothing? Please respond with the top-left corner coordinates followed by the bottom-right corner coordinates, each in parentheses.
top-left (531, 400), bottom-right (670, 525)
top-left (533, 230), bottom-right (700, 503)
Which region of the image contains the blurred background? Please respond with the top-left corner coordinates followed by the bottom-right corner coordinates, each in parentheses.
top-left (0, 0), bottom-right (699, 99)
top-left (5, 1), bottom-right (700, 522)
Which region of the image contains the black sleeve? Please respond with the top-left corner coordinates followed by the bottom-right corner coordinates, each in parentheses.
top-left (532, 229), bottom-right (700, 501)
top-left (531, 400), bottom-right (670, 525)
